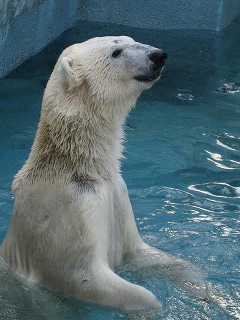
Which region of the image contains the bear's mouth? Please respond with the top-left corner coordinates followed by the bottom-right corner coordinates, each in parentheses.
top-left (134, 70), bottom-right (161, 82)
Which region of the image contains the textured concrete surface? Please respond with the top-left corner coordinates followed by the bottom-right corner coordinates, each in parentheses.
top-left (219, 0), bottom-right (240, 30)
top-left (0, 0), bottom-right (44, 28)
top-left (77, 0), bottom-right (240, 31)
top-left (78, 0), bottom-right (221, 30)
top-left (0, 0), bottom-right (240, 77)
top-left (0, 0), bottom-right (78, 77)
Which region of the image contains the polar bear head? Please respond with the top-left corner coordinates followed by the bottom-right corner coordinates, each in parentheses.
top-left (45, 36), bottom-right (167, 114)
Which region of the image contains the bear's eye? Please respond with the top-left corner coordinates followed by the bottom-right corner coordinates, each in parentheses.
top-left (112, 49), bottom-right (123, 58)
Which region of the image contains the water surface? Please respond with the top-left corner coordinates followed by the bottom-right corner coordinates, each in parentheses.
top-left (0, 18), bottom-right (240, 319)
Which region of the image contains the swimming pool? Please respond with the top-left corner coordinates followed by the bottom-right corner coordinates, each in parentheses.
top-left (0, 18), bottom-right (239, 319)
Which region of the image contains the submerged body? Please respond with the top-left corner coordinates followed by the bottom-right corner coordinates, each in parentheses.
top-left (0, 36), bottom-right (206, 311)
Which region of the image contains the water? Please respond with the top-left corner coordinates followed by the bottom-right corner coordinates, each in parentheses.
top-left (0, 18), bottom-right (240, 320)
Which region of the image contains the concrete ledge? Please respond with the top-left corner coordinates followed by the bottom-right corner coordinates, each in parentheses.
top-left (78, 0), bottom-right (220, 30)
top-left (219, 0), bottom-right (240, 30)
top-left (0, 0), bottom-right (78, 77)
top-left (0, 0), bottom-right (240, 78)
top-left (0, 0), bottom-right (44, 28)
top-left (77, 0), bottom-right (240, 31)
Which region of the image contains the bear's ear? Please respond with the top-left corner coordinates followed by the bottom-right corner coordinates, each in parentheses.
top-left (59, 56), bottom-right (77, 89)
top-left (60, 57), bottom-right (74, 77)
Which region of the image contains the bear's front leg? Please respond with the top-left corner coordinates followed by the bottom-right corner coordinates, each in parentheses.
top-left (70, 180), bottom-right (160, 311)
top-left (76, 265), bottom-right (160, 311)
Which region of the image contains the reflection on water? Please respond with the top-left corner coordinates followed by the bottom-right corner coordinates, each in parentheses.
top-left (215, 82), bottom-right (240, 94)
top-left (189, 182), bottom-right (240, 198)
top-left (0, 15), bottom-right (240, 320)
top-left (203, 132), bottom-right (240, 171)
top-left (177, 93), bottom-right (195, 101)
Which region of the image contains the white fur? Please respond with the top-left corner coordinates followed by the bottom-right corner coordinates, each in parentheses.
top-left (0, 36), bottom-right (207, 312)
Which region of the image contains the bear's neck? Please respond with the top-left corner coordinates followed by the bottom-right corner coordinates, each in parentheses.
top-left (22, 101), bottom-right (129, 183)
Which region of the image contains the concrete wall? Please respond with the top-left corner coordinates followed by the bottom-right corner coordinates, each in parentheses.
top-left (219, 0), bottom-right (240, 30)
top-left (0, 0), bottom-right (240, 78)
top-left (77, 0), bottom-right (239, 31)
top-left (0, 0), bottom-right (79, 78)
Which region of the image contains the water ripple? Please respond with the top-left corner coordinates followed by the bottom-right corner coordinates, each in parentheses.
top-left (177, 93), bottom-right (195, 101)
top-left (216, 133), bottom-right (240, 152)
top-left (130, 185), bottom-right (240, 215)
top-left (203, 133), bottom-right (240, 170)
top-left (215, 82), bottom-right (240, 94)
top-left (130, 186), bottom-right (192, 201)
top-left (189, 182), bottom-right (240, 198)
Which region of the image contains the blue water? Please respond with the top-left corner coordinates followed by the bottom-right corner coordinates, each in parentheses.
top-left (0, 18), bottom-right (240, 319)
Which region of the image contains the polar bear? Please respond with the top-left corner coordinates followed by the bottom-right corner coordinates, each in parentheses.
top-left (0, 36), bottom-right (206, 312)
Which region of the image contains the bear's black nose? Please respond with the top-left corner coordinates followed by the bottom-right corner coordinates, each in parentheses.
top-left (149, 50), bottom-right (168, 67)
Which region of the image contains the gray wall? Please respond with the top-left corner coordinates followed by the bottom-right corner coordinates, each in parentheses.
top-left (0, 0), bottom-right (78, 77)
top-left (78, 0), bottom-right (240, 31)
top-left (0, 0), bottom-right (240, 78)
top-left (219, 0), bottom-right (240, 30)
